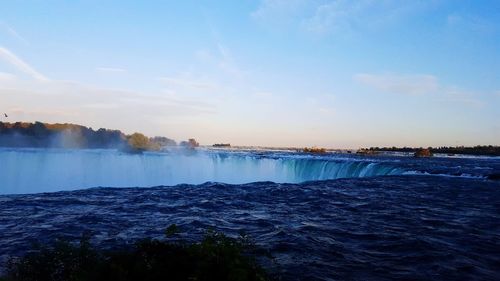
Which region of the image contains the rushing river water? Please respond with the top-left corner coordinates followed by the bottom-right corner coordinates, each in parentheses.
top-left (0, 148), bottom-right (499, 280)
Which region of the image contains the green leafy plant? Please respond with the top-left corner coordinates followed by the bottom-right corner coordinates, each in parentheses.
top-left (2, 225), bottom-right (272, 281)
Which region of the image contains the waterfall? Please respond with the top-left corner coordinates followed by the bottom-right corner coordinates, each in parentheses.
top-left (0, 148), bottom-right (403, 194)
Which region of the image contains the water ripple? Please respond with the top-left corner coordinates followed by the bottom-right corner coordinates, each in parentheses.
top-left (0, 175), bottom-right (499, 280)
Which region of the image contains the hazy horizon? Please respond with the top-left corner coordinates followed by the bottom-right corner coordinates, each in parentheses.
top-left (1, 1), bottom-right (499, 148)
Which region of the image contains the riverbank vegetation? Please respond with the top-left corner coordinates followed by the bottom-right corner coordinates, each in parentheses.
top-left (302, 147), bottom-right (326, 154)
top-left (1, 226), bottom-right (271, 281)
top-left (363, 145), bottom-right (500, 157)
top-left (0, 121), bottom-right (193, 152)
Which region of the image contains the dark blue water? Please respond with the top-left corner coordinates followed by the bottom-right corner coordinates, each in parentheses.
top-left (1, 174), bottom-right (499, 280)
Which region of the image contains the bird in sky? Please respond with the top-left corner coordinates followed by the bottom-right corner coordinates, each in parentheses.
top-left (3, 113), bottom-right (7, 117)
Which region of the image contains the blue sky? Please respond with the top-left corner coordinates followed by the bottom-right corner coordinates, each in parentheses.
top-left (0, 0), bottom-right (499, 148)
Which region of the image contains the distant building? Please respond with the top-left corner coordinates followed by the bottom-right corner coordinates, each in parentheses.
top-left (213, 143), bottom-right (231, 147)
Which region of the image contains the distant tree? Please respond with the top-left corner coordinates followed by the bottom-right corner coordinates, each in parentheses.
top-left (188, 138), bottom-right (199, 147)
top-left (303, 147), bottom-right (326, 154)
top-left (127, 132), bottom-right (151, 150)
top-left (180, 138), bottom-right (199, 149)
top-left (32, 122), bottom-right (48, 137)
top-left (150, 136), bottom-right (176, 147)
top-left (0, 121), bottom-right (180, 152)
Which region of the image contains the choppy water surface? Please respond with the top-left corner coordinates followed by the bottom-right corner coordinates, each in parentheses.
top-left (1, 177), bottom-right (500, 280)
top-left (0, 148), bottom-right (499, 280)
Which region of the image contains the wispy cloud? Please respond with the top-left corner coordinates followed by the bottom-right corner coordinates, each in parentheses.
top-left (302, 0), bottom-right (424, 34)
top-left (0, 22), bottom-right (29, 45)
top-left (158, 76), bottom-right (219, 91)
top-left (354, 72), bottom-right (485, 107)
top-left (8, 107), bottom-right (78, 118)
top-left (195, 44), bottom-right (243, 77)
top-left (301, 0), bottom-right (366, 34)
top-left (446, 13), bottom-right (499, 33)
top-left (196, 16), bottom-right (244, 78)
top-left (354, 73), bottom-right (439, 95)
top-left (0, 72), bottom-right (16, 81)
top-left (253, 91), bottom-right (274, 99)
top-left (440, 87), bottom-right (484, 107)
top-left (215, 43), bottom-right (242, 76)
top-left (0, 78), bottom-right (216, 132)
top-left (252, 0), bottom-right (434, 35)
top-left (251, 0), bottom-right (307, 28)
top-left (0, 46), bottom-right (48, 81)
top-left (0, 47), bottom-right (216, 128)
top-left (304, 95), bottom-right (336, 117)
top-left (96, 67), bottom-right (127, 73)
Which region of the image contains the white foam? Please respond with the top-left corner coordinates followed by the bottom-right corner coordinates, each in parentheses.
top-left (0, 148), bottom-right (401, 194)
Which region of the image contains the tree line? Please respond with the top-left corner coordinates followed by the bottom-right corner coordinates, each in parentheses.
top-left (365, 145), bottom-right (500, 156)
top-left (0, 121), bottom-right (178, 152)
